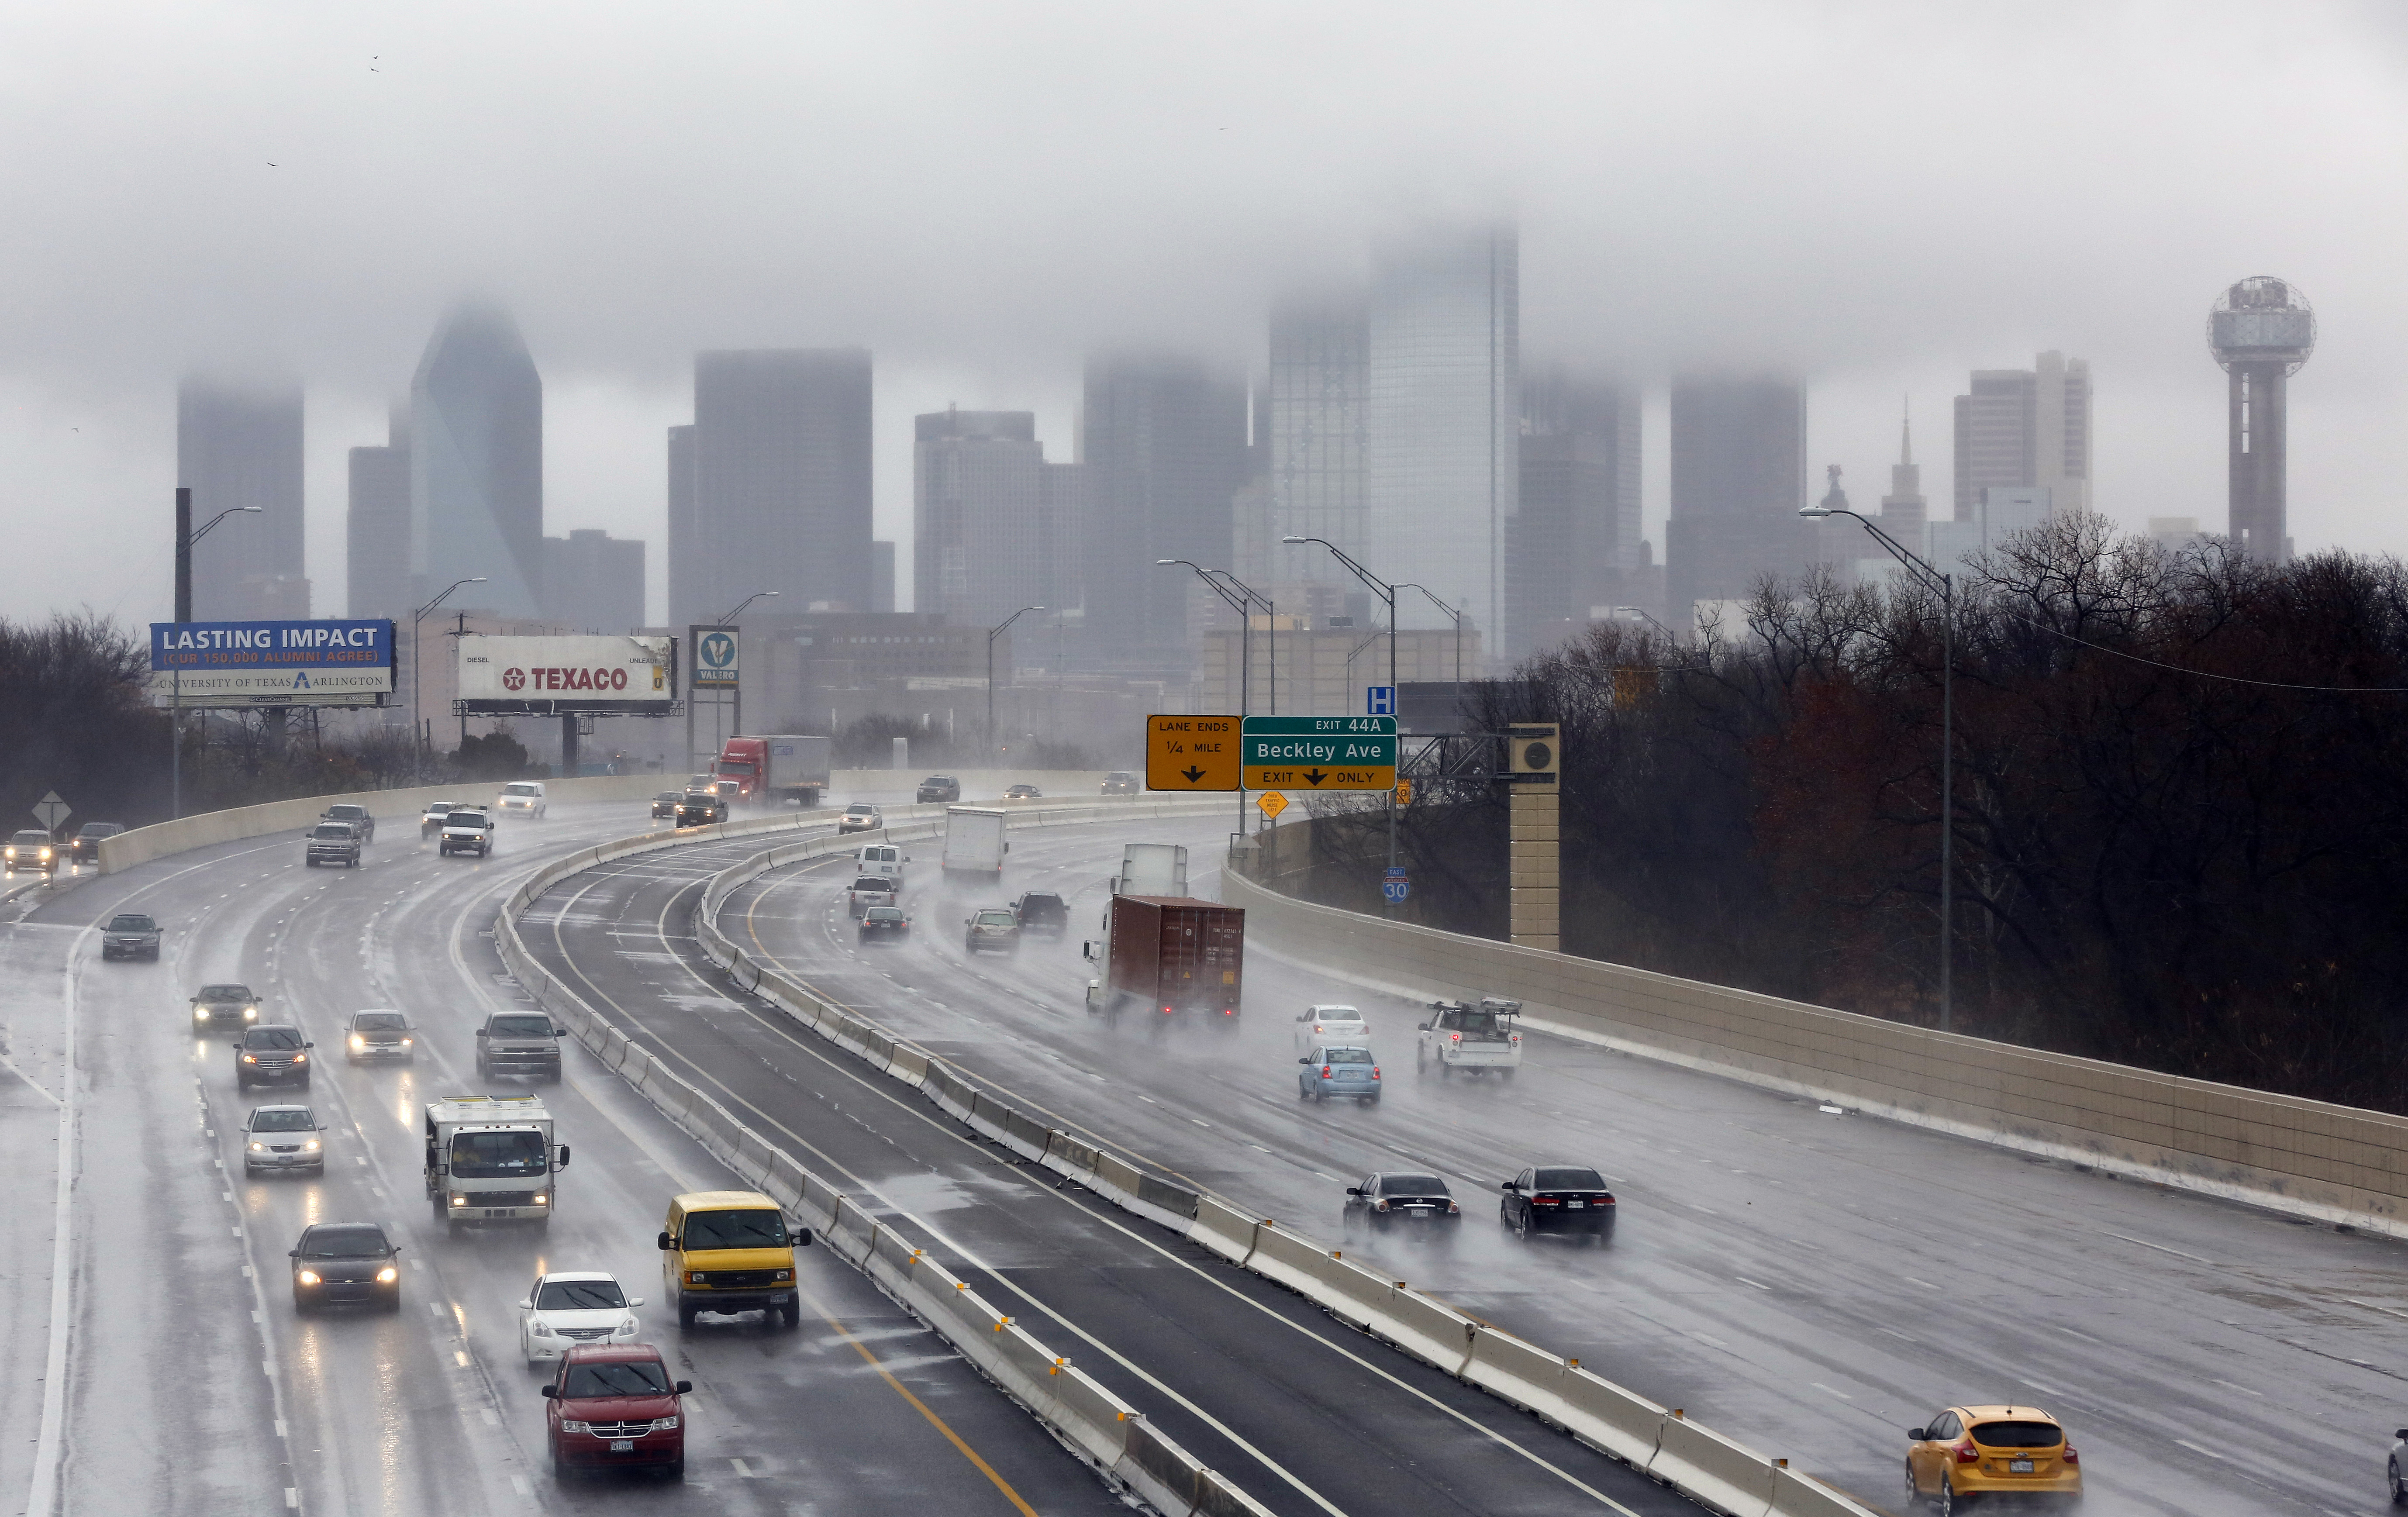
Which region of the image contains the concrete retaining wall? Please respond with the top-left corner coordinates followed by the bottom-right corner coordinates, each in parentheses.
top-left (1229, 836), bottom-right (2408, 1238)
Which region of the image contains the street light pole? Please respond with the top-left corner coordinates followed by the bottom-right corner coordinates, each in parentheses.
top-left (1205, 569), bottom-right (1276, 715)
top-left (411, 576), bottom-right (487, 767)
top-left (987, 606), bottom-right (1044, 762)
top-left (1398, 584), bottom-right (1463, 698)
top-left (711, 590), bottom-right (781, 749)
top-left (1162, 562), bottom-right (1262, 839)
top-left (1611, 605), bottom-right (1679, 644)
top-left (1286, 536), bottom-right (1402, 917)
top-left (169, 496), bottom-right (264, 819)
top-left (1797, 503), bottom-right (1956, 1032)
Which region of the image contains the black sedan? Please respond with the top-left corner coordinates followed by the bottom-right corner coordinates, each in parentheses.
top-left (675, 792), bottom-right (727, 826)
top-left (1499, 1165), bottom-right (1616, 1244)
top-left (290, 1221), bottom-right (401, 1313)
top-left (1342, 1172), bottom-right (1462, 1238)
top-left (858, 906), bottom-right (912, 945)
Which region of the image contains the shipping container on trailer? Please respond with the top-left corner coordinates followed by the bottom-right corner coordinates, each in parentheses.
top-left (1084, 895), bottom-right (1244, 1021)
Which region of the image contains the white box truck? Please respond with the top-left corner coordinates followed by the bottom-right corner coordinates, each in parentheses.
top-left (942, 806), bottom-right (1009, 878)
top-left (423, 1094), bottom-right (569, 1233)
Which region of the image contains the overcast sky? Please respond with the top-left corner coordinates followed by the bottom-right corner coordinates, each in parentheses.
top-left (3, 0), bottom-right (2402, 627)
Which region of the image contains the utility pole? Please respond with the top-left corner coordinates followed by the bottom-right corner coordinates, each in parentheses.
top-left (1286, 536), bottom-right (1400, 915)
top-left (168, 492), bottom-right (262, 820)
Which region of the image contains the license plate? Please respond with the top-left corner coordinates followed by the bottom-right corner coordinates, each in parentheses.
top-left (770, 1293), bottom-right (791, 1302)
top-left (1408, 1209), bottom-right (1431, 1220)
top-left (610, 1439), bottom-right (634, 1452)
top-left (1567, 1201), bottom-right (1585, 1209)
top-left (2009, 1459), bottom-right (2033, 1474)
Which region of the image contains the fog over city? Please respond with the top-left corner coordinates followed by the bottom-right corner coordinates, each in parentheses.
top-left (1, 0), bottom-right (2403, 625)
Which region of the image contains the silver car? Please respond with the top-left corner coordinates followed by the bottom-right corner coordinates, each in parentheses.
top-left (1299, 1044), bottom-right (1381, 1103)
top-left (848, 875), bottom-right (898, 918)
top-left (242, 1104), bottom-right (326, 1176)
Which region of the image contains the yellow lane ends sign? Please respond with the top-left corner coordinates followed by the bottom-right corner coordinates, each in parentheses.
top-left (1145, 713), bottom-right (1240, 791)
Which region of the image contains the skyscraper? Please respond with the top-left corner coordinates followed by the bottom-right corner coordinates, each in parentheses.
top-left (178, 376), bottom-right (306, 619)
top-left (1507, 365), bottom-right (1640, 657)
top-left (1665, 376), bottom-right (1808, 616)
top-left (347, 403), bottom-right (411, 621)
top-left (1364, 224), bottom-right (1518, 655)
top-left (1878, 403), bottom-right (1928, 542)
top-left (1264, 291), bottom-right (1370, 576)
top-left (411, 304), bottom-right (543, 617)
top-left (665, 424), bottom-right (699, 624)
top-left (1080, 354), bottom-right (1248, 660)
top-left (1951, 352), bottom-right (2091, 520)
top-left (682, 349), bottom-right (873, 625)
top-left (541, 529), bottom-right (645, 632)
top-left (912, 409), bottom-right (1083, 627)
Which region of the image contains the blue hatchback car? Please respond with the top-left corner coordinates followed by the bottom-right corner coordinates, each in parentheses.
top-left (1298, 1044), bottom-right (1380, 1103)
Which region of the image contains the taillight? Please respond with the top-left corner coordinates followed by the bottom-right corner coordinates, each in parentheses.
top-left (2062, 1446), bottom-right (2078, 1466)
top-left (1509, 1033), bottom-right (1520, 1045)
top-left (1446, 1201), bottom-right (1459, 1214)
top-left (1534, 1196), bottom-right (1560, 1206)
top-left (1321, 1065), bottom-right (1332, 1078)
top-left (1162, 1005), bottom-right (1174, 1014)
top-left (1953, 1443), bottom-right (1978, 1465)
top-left (1371, 1068), bottom-right (1380, 1079)
top-left (1449, 1031), bottom-right (1461, 1043)
top-left (1374, 1199), bottom-right (1389, 1211)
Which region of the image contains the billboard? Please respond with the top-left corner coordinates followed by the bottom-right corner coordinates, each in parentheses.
top-left (690, 625), bottom-right (738, 689)
top-left (148, 619), bottom-right (395, 707)
top-left (453, 634), bottom-right (678, 715)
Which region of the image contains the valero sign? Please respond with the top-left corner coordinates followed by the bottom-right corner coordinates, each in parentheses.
top-left (455, 634), bottom-right (677, 714)
top-left (146, 618), bottom-right (395, 707)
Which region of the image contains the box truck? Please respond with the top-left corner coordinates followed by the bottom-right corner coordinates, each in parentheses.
top-left (1083, 896), bottom-right (1245, 1021)
top-left (424, 1093), bottom-right (569, 1234)
top-left (942, 806), bottom-right (1009, 877)
top-left (715, 734), bottom-right (832, 809)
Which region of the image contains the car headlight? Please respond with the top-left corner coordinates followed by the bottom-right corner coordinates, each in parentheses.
top-left (296, 1270), bottom-right (321, 1285)
top-left (533, 1193), bottom-right (548, 1204)
top-left (303, 1139), bottom-right (319, 1152)
top-left (241, 1054), bottom-right (257, 1064)
top-left (248, 1141), bottom-right (265, 1152)
top-left (194, 1008), bottom-right (209, 1020)
top-left (376, 1265), bottom-right (398, 1283)
top-left (616, 1317), bottom-right (638, 1335)
top-left (451, 1194), bottom-right (469, 1207)
top-left (400, 1037), bottom-right (412, 1046)
top-left (774, 1269), bottom-right (791, 1281)
top-left (687, 1271), bottom-right (706, 1284)
top-left (243, 1006), bottom-right (258, 1019)
top-left (530, 1320), bottom-right (552, 1336)
top-left (349, 1034), bottom-right (365, 1050)
top-left (559, 1420), bottom-right (590, 1434)
top-left (292, 1053), bottom-right (307, 1064)
top-left (650, 1416), bottom-right (679, 1431)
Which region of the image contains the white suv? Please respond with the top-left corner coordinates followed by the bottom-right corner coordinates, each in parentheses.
top-left (496, 782), bottom-right (548, 818)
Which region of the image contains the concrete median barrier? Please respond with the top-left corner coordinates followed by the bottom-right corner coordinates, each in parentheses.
top-left (1651, 1412), bottom-right (1780, 1517)
top-left (1557, 1367), bottom-right (1673, 1469)
top-left (1190, 1197), bottom-right (1259, 1265)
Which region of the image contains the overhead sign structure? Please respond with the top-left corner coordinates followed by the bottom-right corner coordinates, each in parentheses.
top-left (455, 634), bottom-right (678, 716)
top-left (1145, 714), bottom-right (1241, 791)
top-left (1240, 715), bottom-right (1397, 792)
top-left (147, 619), bottom-right (396, 707)
top-left (1256, 791), bottom-right (1288, 818)
top-left (690, 625), bottom-right (739, 690)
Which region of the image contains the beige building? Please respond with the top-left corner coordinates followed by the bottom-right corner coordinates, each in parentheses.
top-left (1201, 622), bottom-right (1478, 717)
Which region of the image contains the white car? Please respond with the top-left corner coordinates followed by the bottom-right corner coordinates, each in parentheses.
top-left (518, 1270), bottom-right (645, 1365)
top-left (1294, 1004), bottom-right (1370, 1055)
top-left (496, 781), bottom-right (548, 818)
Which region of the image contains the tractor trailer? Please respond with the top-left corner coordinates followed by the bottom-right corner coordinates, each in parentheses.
top-left (715, 735), bottom-right (832, 809)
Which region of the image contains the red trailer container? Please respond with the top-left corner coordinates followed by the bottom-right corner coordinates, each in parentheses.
top-left (1088, 896), bottom-right (1244, 1020)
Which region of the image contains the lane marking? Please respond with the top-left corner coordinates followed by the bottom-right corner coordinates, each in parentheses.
top-left (2349, 1299), bottom-right (2408, 1323)
top-left (2102, 1230), bottom-right (2213, 1265)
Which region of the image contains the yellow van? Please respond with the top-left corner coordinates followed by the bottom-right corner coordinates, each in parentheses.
top-left (658, 1190), bottom-right (810, 1329)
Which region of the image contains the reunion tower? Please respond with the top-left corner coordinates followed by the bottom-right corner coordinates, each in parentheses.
top-left (2207, 276), bottom-right (2315, 562)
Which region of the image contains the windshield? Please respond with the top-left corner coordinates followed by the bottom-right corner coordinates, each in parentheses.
top-left (847, 804), bottom-right (878, 814)
top-left (200, 985), bottom-right (252, 1001)
top-left (1535, 1167), bottom-right (1608, 1190)
top-left (1318, 1047), bottom-right (1373, 1064)
top-left (11, 831), bottom-right (49, 846)
top-left (251, 1109), bottom-right (315, 1132)
top-left (301, 1225), bottom-right (388, 1258)
top-left (864, 908), bottom-right (905, 923)
top-left (108, 914), bottom-right (155, 931)
top-left (245, 1027), bottom-right (304, 1050)
top-left (424, 802), bottom-right (457, 814)
top-left (1379, 1174), bottom-right (1449, 1196)
top-left (490, 1015), bottom-right (551, 1037)
top-left (352, 1012), bottom-right (406, 1031)
top-left (1313, 1007), bottom-right (1363, 1022)
top-left (1018, 895), bottom-right (1064, 913)
top-left (1969, 1421), bottom-right (2063, 1449)
top-left (718, 761), bottom-right (756, 775)
top-left (1447, 1010), bottom-right (1501, 1035)
top-left (976, 911), bottom-right (1016, 927)
top-left (450, 1130), bottom-right (549, 1178)
top-left (563, 1361), bottom-right (672, 1398)
top-left (311, 825), bottom-right (352, 838)
top-left (503, 783), bottom-right (540, 796)
top-left (682, 1208), bottom-right (787, 1250)
top-left (538, 1279), bottom-right (628, 1311)
top-left (78, 824), bottom-right (119, 837)
top-left (327, 806), bottom-right (365, 818)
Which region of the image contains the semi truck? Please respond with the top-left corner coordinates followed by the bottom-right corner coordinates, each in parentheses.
top-left (941, 805), bottom-right (1009, 877)
top-left (715, 734), bottom-right (832, 809)
top-left (1111, 842), bottom-right (1186, 897)
top-left (424, 1094), bottom-right (570, 1234)
top-left (1083, 896), bottom-right (1245, 1021)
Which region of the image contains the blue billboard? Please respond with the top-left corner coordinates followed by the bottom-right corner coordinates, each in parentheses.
top-left (148, 619), bottom-right (395, 704)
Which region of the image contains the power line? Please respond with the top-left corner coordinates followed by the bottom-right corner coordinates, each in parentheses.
top-left (2001, 610), bottom-right (2408, 694)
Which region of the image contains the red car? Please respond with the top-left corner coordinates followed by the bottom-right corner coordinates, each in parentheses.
top-left (542, 1344), bottom-right (690, 1481)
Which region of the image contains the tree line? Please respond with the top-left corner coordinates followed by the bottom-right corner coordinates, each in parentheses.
top-left (1300, 515), bottom-right (2408, 1114)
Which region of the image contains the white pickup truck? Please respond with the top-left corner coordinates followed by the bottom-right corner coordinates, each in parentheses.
top-left (1416, 998), bottom-right (1522, 1079)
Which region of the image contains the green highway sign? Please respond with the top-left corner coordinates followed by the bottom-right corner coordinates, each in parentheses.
top-left (1240, 715), bottom-right (1397, 791)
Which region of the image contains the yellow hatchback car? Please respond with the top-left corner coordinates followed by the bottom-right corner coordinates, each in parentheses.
top-left (1905, 1405), bottom-right (2081, 1510)
top-left (658, 1190), bottom-right (811, 1329)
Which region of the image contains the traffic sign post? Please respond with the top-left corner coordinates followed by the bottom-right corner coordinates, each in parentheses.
top-left (1145, 714), bottom-right (1240, 791)
top-left (1239, 716), bottom-right (1397, 792)
top-left (1256, 791), bottom-right (1287, 818)
top-left (31, 792), bottom-right (70, 833)
top-left (1382, 865), bottom-right (1408, 904)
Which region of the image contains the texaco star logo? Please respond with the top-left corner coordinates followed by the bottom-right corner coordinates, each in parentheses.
top-left (503, 667), bottom-right (526, 691)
